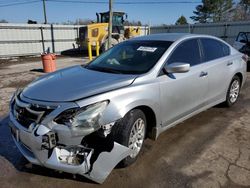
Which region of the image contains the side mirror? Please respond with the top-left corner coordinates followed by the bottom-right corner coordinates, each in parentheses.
top-left (163, 62), bottom-right (190, 73)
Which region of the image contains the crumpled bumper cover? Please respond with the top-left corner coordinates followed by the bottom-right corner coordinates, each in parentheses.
top-left (9, 112), bottom-right (132, 184)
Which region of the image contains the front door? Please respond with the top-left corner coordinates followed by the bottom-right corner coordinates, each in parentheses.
top-left (158, 38), bottom-right (208, 127)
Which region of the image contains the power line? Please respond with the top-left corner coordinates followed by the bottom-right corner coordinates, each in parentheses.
top-left (46, 0), bottom-right (201, 5)
top-left (0, 0), bottom-right (40, 7)
top-left (0, 0), bottom-right (201, 8)
top-left (0, 0), bottom-right (36, 5)
top-left (0, 0), bottom-right (34, 2)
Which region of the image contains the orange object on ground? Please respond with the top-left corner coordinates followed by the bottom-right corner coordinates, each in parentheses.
top-left (41, 53), bottom-right (56, 73)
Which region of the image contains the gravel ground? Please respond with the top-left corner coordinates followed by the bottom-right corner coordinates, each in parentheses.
top-left (0, 58), bottom-right (249, 188)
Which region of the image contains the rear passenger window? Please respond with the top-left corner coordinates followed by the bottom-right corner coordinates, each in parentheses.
top-left (201, 38), bottom-right (230, 62)
top-left (222, 43), bottom-right (230, 56)
top-left (167, 39), bottom-right (201, 66)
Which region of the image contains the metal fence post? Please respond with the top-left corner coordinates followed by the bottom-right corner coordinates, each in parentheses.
top-left (191, 25), bottom-right (194, 34)
top-left (40, 26), bottom-right (45, 53)
top-left (50, 24), bottom-right (55, 53)
top-left (76, 26), bottom-right (80, 48)
top-left (223, 23), bottom-right (229, 43)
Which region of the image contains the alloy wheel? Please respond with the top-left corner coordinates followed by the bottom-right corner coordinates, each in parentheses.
top-left (229, 79), bottom-right (240, 103)
top-left (128, 118), bottom-right (145, 158)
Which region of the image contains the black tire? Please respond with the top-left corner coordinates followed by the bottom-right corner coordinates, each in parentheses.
top-left (112, 109), bottom-right (146, 167)
top-left (224, 75), bottom-right (241, 107)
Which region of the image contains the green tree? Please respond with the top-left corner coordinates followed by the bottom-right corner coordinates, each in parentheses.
top-left (190, 0), bottom-right (214, 23)
top-left (190, 0), bottom-right (233, 23)
top-left (175, 15), bottom-right (188, 25)
top-left (0, 19), bottom-right (8, 23)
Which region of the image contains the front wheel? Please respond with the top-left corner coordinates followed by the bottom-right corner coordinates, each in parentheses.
top-left (112, 109), bottom-right (146, 167)
top-left (224, 75), bottom-right (241, 107)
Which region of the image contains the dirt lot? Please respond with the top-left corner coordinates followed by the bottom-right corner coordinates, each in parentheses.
top-left (0, 57), bottom-right (250, 188)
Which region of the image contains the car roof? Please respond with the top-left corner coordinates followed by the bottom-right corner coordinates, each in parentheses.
top-left (131, 33), bottom-right (209, 42)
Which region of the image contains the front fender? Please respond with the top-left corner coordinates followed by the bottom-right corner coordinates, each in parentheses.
top-left (117, 99), bottom-right (160, 125)
top-left (75, 80), bottom-right (161, 132)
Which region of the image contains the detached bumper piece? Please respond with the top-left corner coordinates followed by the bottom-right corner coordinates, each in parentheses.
top-left (48, 142), bottom-right (131, 183)
top-left (9, 113), bottom-right (131, 184)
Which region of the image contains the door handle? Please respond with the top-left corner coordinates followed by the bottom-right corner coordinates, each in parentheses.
top-left (200, 71), bottom-right (208, 77)
top-left (227, 62), bottom-right (233, 66)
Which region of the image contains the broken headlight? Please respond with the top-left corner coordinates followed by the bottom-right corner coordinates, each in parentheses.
top-left (54, 101), bottom-right (109, 129)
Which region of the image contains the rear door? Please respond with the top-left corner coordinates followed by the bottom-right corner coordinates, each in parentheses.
top-left (158, 38), bottom-right (209, 127)
top-left (200, 38), bottom-right (232, 104)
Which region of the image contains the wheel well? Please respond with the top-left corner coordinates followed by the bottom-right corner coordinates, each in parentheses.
top-left (235, 72), bottom-right (243, 86)
top-left (133, 106), bottom-right (157, 140)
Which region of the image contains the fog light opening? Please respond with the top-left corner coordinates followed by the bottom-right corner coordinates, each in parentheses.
top-left (42, 131), bottom-right (57, 150)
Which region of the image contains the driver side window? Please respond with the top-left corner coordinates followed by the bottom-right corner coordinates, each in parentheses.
top-left (167, 39), bottom-right (201, 66)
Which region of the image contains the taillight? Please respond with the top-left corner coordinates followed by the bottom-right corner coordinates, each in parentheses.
top-left (242, 54), bottom-right (248, 62)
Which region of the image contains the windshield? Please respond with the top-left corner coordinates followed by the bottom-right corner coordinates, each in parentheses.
top-left (102, 14), bottom-right (109, 23)
top-left (113, 15), bottom-right (123, 26)
top-left (85, 40), bottom-right (173, 74)
top-left (101, 14), bottom-right (123, 26)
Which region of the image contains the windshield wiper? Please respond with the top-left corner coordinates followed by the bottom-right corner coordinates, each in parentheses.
top-left (86, 66), bottom-right (122, 74)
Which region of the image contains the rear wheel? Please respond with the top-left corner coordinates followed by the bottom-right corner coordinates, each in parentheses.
top-left (112, 109), bottom-right (146, 167)
top-left (224, 75), bottom-right (241, 107)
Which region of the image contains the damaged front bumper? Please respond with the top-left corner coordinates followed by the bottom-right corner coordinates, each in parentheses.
top-left (8, 94), bottom-right (132, 184)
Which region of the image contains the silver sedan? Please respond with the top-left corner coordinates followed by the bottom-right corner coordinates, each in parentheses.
top-left (9, 33), bottom-right (247, 183)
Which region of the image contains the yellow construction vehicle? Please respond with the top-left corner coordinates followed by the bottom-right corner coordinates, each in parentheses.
top-left (77, 11), bottom-right (142, 51)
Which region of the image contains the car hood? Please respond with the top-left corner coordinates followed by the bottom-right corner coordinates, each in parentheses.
top-left (22, 65), bottom-right (137, 102)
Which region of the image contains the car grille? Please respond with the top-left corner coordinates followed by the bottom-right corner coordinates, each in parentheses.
top-left (13, 95), bottom-right (54, 129)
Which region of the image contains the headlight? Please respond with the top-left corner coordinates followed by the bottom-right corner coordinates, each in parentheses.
top-left (54, 101), bottom-right (109, 129)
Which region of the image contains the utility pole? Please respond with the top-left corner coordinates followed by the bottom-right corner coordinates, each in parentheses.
top-left (43, 0), bottom-right (47, 24)
top-left (108, 0), bottom-right (113, 49)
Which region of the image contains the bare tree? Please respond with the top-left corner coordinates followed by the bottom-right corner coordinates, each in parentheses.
top-left (124, 20), bottom-right (142, 26)
top-left (75, 18), bottom-right (94, 25)
top-left (222, 1), bottom-right (250, 21)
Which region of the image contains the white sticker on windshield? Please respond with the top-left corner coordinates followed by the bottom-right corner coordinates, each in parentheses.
top-left (137, 46), bottom-right (157, 52)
